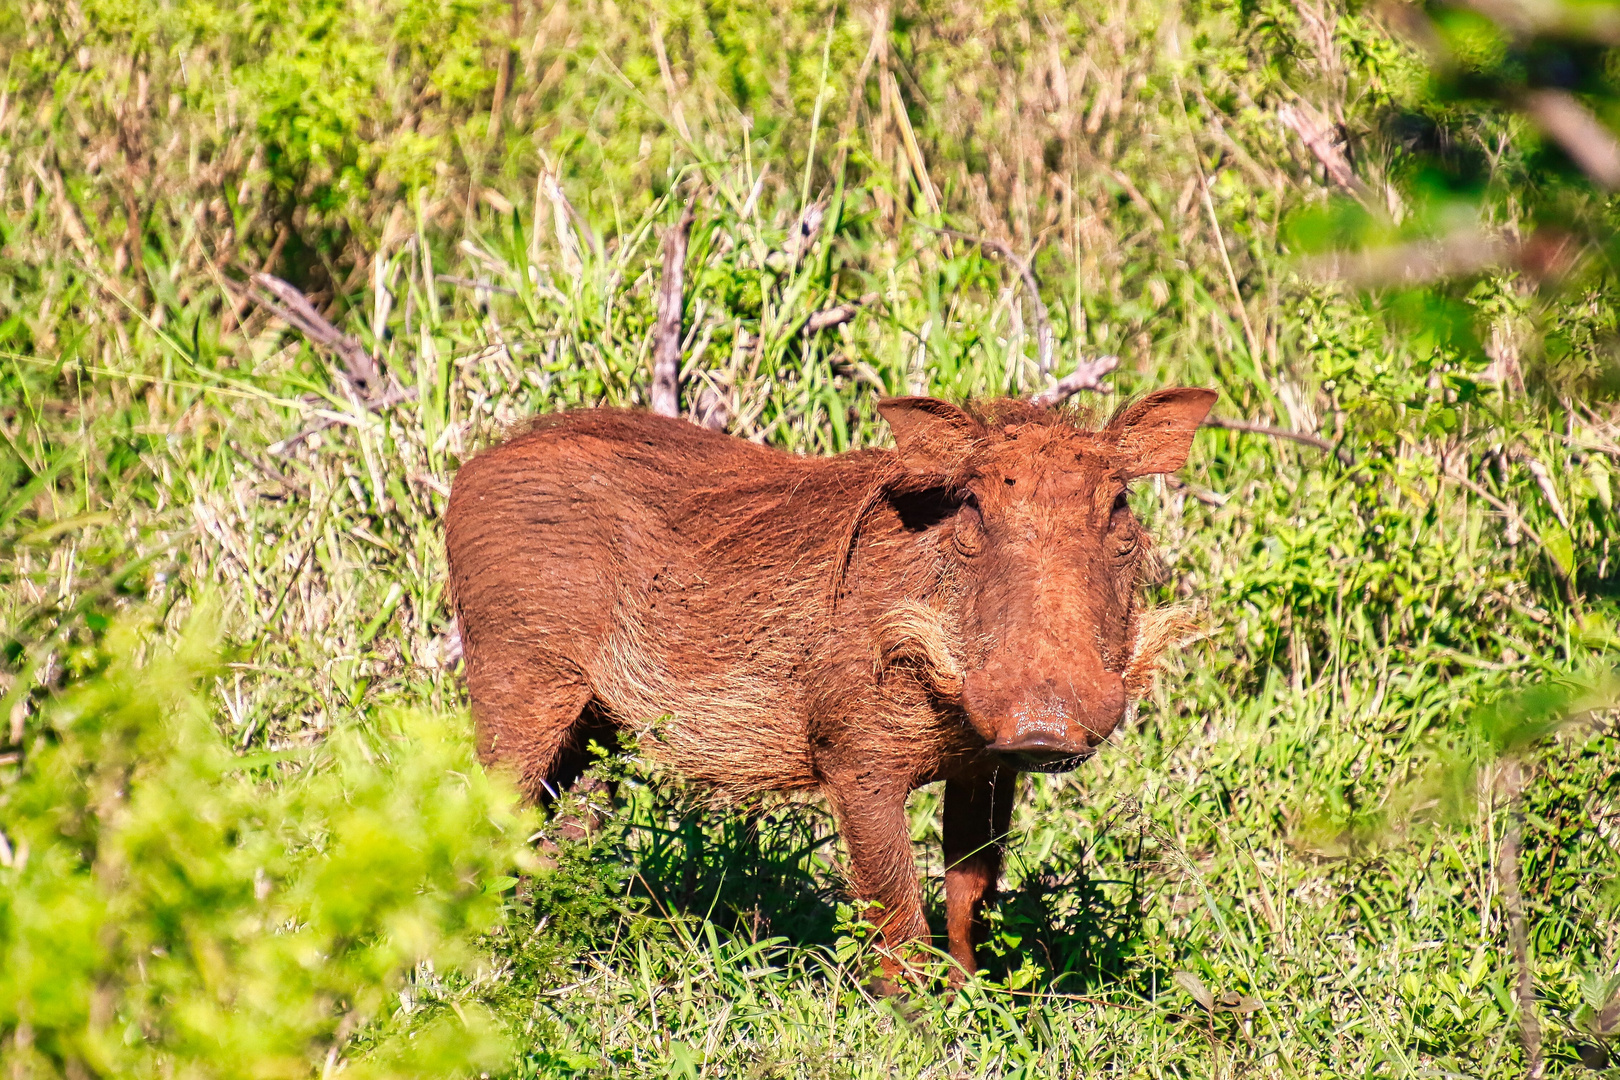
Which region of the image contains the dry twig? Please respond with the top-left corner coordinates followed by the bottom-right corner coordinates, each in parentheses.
top-left (803, 292), bottom-right (880, 335)
top-left (1202, 415), bottom-right (1351, 464)
top-left (1029, 356), bottom-right (1121, 407)
top-left (651, 195), bottom-right (697, 419)
top-left (1276, 102), bottom-right (1364, 194)
top-left (250, 273), bottom-right (383, 396)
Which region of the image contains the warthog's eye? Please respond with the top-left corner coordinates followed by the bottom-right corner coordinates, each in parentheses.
top-left (1110, 491), bottom-right (1138, 558)
top-left (954, 492), bottom-right (984, 557)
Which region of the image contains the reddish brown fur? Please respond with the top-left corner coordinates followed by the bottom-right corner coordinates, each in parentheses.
top-left (445, 388), bottom-right (1215, 982)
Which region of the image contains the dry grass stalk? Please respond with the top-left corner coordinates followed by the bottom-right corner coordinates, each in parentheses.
top-left (651, 196), bottom-right (697, 419)
top-left (1497, 758), bottom-right (1546, 1079)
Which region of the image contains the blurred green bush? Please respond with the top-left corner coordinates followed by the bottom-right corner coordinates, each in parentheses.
top-left (0, 608), bottom-right (535, 1079)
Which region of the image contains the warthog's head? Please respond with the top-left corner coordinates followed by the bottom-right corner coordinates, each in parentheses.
top-left (874, 388), bottom-right (1215, 771)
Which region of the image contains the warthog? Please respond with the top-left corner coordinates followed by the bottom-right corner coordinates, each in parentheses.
top-left (445, 388), bottom-right (1215, 980)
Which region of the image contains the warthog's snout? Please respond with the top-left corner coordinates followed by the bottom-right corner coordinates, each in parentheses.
top-left (968, 670), bottom-right (1126, 772)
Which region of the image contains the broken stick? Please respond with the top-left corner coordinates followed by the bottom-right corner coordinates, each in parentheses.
top-left (651, 195), bottom-right (697, 419)
top-left (250, 272), bottom-right (383, 397)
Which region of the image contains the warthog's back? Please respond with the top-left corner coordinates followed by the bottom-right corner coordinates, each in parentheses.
top-left (446, 410), bottom-right (892, 795)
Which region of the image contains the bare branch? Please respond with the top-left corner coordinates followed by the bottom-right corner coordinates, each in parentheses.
top-left (804, 292), bottom-right (881, 335)
top-left (1523, 89), bottom-right (1620, 190)
top-left (1463, 0), bottom-right (1620, 43)
top-left (250, 272), bottom-right (382, 397)
top-left (651, 195), bottom-right (697, 419)
top-left (1201, 415), bottom-right (1351, 463)
top-left (1029, 355), bottom-right (1121, 407)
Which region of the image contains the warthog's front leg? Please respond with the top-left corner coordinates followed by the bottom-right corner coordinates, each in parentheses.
top-left (943, 767), bottom-right (1018, 982)
top-left (823, 770), bottom-right (929, 987)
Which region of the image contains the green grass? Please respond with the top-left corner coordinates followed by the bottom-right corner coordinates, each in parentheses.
top-left (3, 0), bottom-right (1620, 1075)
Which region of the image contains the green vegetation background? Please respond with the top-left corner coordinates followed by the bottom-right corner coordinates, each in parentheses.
top-left (1, 0), bottom-right (1618, 1075)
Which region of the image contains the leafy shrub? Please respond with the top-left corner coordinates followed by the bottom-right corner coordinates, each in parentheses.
top-left (0, 609), bottom-right (535, 1078)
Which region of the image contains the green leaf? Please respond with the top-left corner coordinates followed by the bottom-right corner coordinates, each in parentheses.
top-left (1174, 970), bottom-right (1215, 1012)
top-left (1587, 456), bottom-right (1613, 512)
top-left (1543, 525), bottom-right (1576, 578)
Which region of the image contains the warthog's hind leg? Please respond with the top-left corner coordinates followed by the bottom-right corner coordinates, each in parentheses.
top-left (467, 657), bottom-right (599, 803)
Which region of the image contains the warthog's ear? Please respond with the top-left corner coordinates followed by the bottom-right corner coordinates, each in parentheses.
top-left (877, 397), bottom-right (980, 474)
top-left (1108, 387), bottom-right (1218, 476)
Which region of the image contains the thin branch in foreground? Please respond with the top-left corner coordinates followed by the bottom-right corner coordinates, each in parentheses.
top-left (1522, 89), bottom-right (1620, 190)
top-left (1201, 415), bottom-right (1352, 464)
top-left (250, 272), bottom-right (383, 397)
top-left (650, 195), bottom-right (697, 419)
top-left (1306, 226), bottom-right (1580, 290)
top-left (1306, 229), bottom-right (1512, 288)
top-left (1029, 355), bottom-right (1121, 407)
